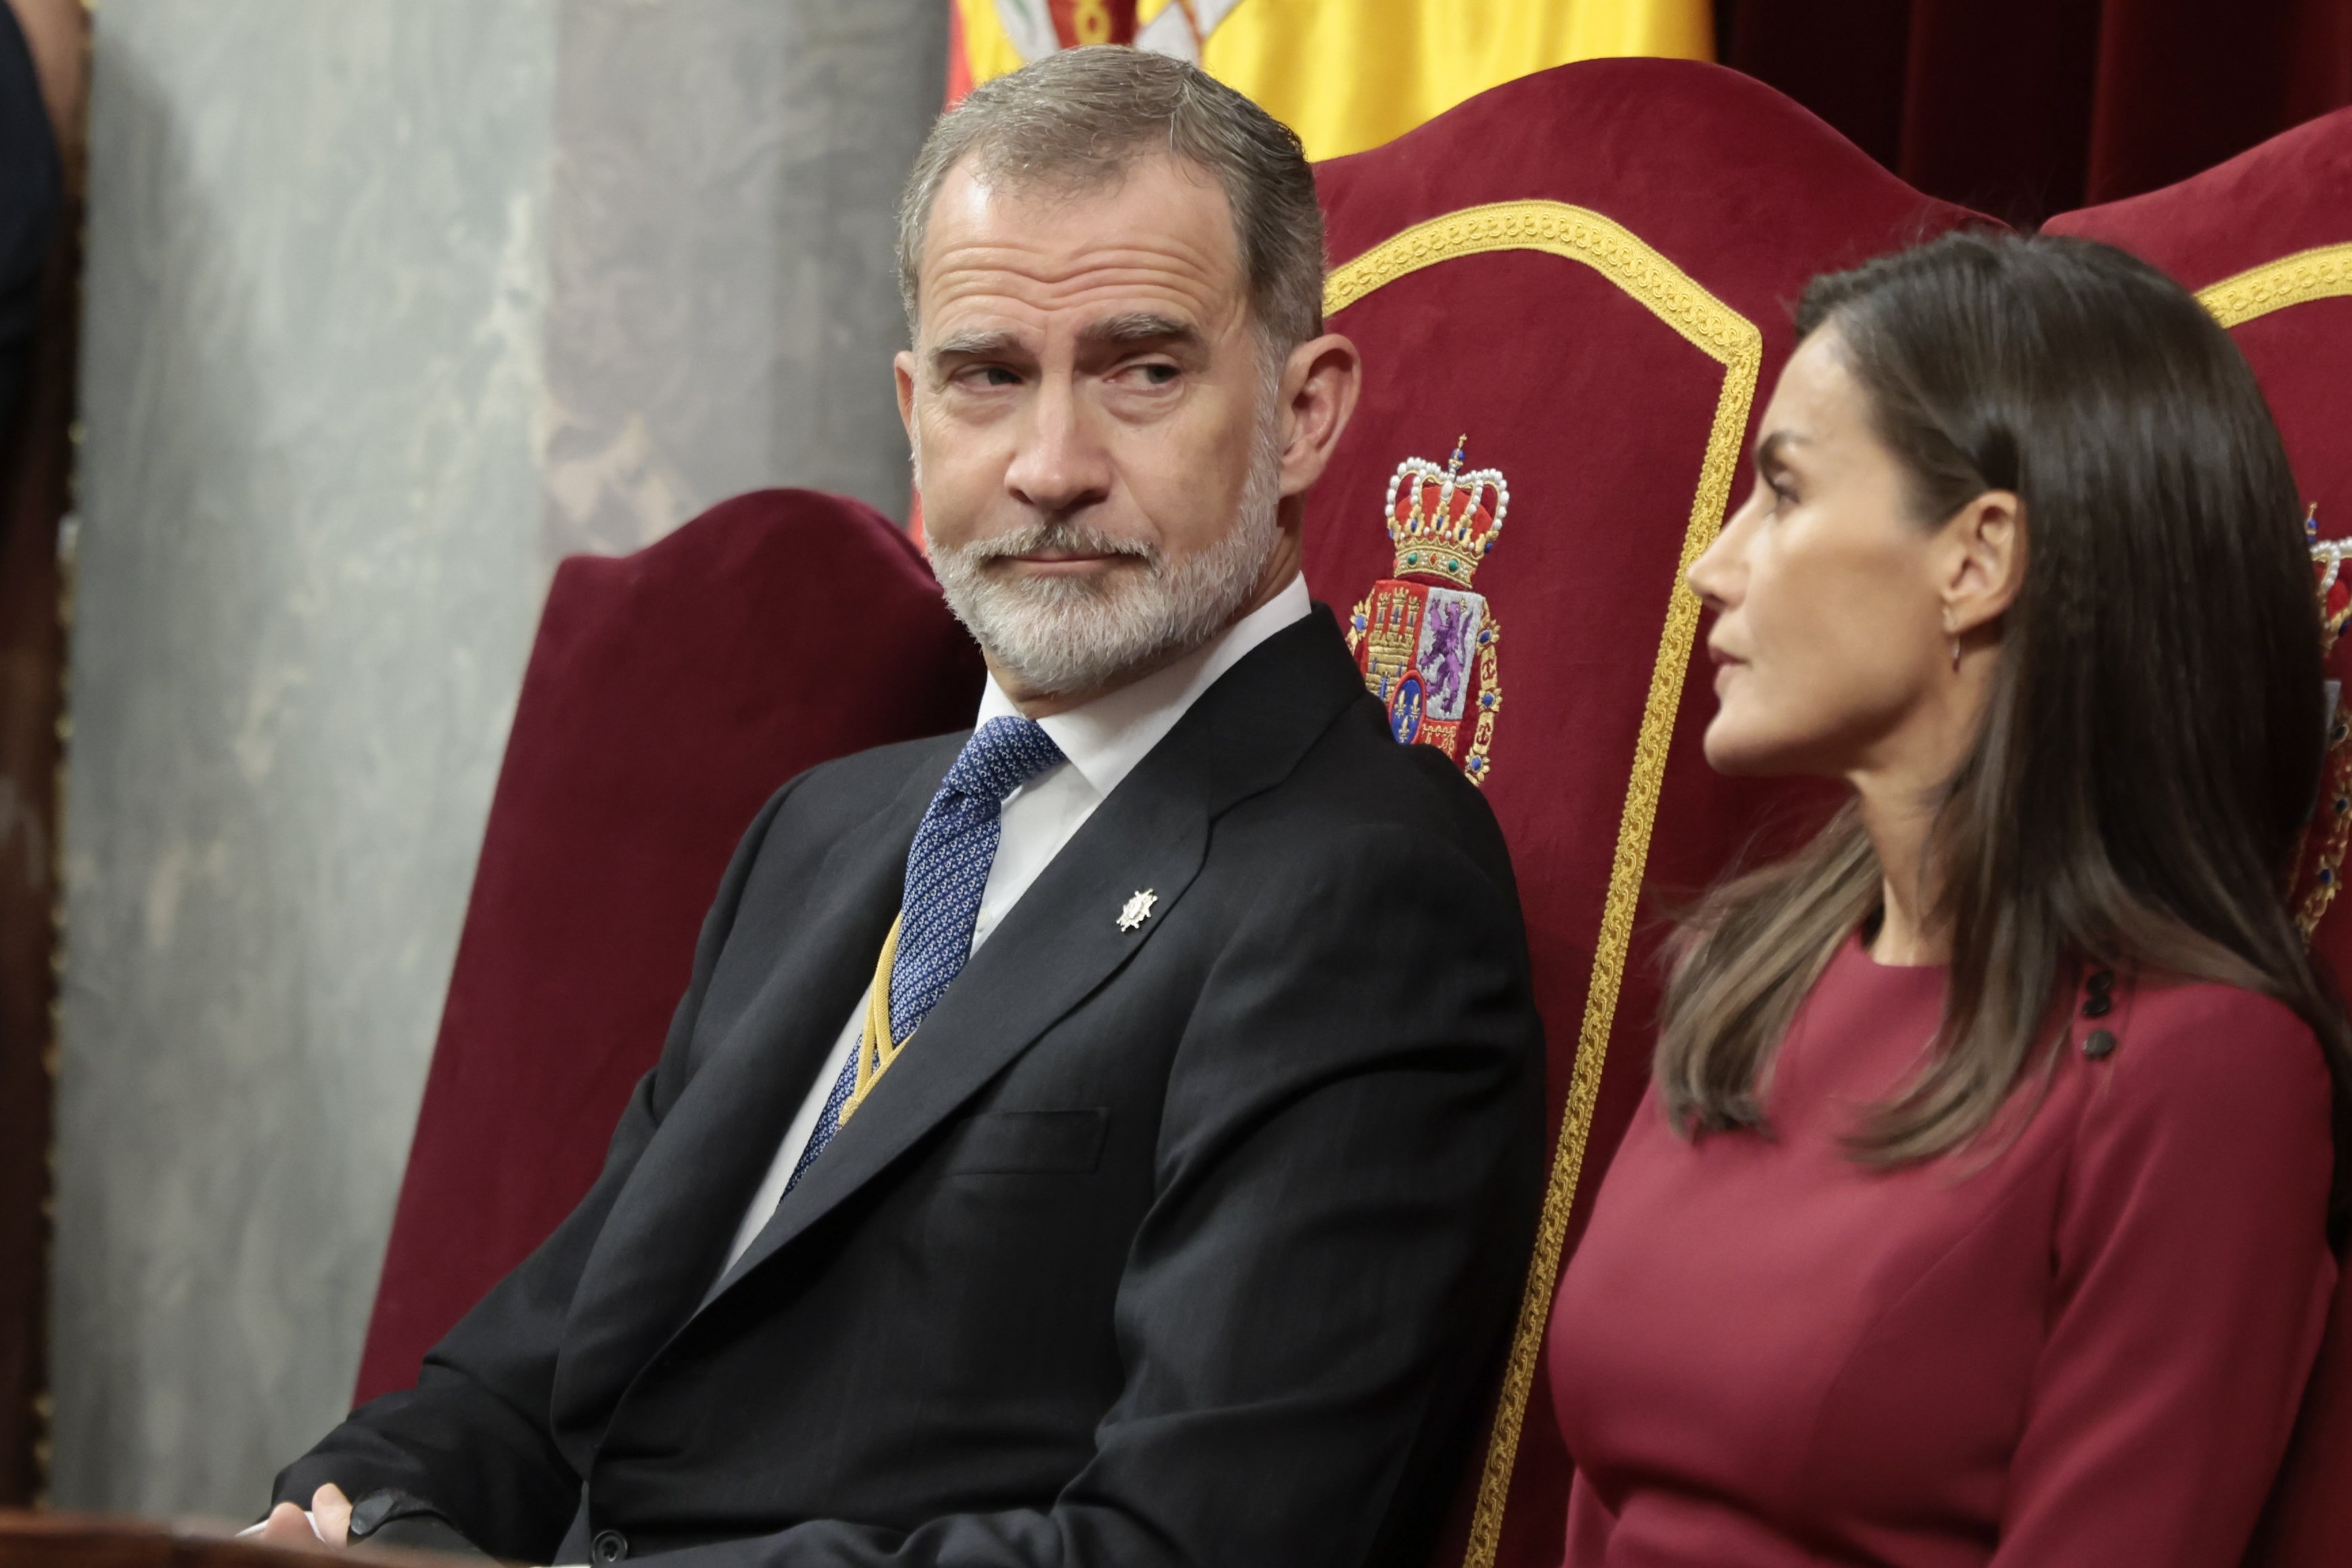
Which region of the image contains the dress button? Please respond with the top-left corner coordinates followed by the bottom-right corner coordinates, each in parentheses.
top-left (592, 1530), bottom-right (629, 1563)
top-left (2088, 968), bottom-right (2115, 993)
top-left (2083, 1028), bottom-right (2117, 1059)
top-left (2082, 992), bottom-right (2113, 1018)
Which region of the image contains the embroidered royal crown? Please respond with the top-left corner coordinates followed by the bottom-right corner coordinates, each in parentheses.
top-left (2309, 504), bottom-right (2351, 658)
top-left (1385, 436), bottom-right (1508, 586)
top-left (2295, 503), bottom-right (2352, 944)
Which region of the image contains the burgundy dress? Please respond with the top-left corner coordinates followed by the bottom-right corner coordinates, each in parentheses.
top-left (1550, 933), bottom-right (2336, 1567)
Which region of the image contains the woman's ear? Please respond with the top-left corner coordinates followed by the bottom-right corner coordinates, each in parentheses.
top-left (1940, 490), bottom-right (2026, 638)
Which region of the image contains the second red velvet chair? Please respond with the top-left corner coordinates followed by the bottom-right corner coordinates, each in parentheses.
top-left (2047, 103), bottom-right (2352, 1568)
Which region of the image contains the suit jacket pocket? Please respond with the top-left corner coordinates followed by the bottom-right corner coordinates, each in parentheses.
top-left (942, 1108), bottom-right (1110, 1175)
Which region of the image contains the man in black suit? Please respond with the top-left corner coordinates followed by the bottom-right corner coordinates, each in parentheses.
top-left (262, 45), bottom-right (1543, 1568)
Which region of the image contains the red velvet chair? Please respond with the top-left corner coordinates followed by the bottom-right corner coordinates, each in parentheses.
top-left (353, 488), bottom-right (986, 1402)
top-left (2046, 105), bottom-right (2352, 1568)
top-left (1299, 60), bottom-right (1986, 1567)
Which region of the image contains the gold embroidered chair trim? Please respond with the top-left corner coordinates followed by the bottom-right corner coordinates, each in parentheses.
top-left (1325, 201), bottom-right (1763, 1568)
top-left (2196, 241), bottom-right (2352, 329)
top-left (839, 913), bottom-right (904, 1124)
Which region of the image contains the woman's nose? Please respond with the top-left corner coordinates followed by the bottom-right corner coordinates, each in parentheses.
top-left (1688, 528), bottom-right (1733, 612)
top-left (1689, 490), bottom-right (1763, 610)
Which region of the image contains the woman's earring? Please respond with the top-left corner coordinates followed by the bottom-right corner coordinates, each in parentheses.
top-left (1950, 637), bottom-right (1962, 672)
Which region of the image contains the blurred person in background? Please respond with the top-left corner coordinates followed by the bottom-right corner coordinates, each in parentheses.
top-left (0, 0), bottom-right (76, 431)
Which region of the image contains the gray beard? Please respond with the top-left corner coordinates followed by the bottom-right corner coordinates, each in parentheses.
top-left (927, 407), bottom-right (1285, 697)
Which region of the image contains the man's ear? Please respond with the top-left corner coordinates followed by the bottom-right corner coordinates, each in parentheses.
top-left (894, 349), bottom-right (919, 442)
top-left (1276, 332), bottom-right (1362, 500)
top-left (1940, 488), bottom-right (2026, 638)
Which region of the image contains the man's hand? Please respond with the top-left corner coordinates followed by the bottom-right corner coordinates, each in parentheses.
top-left (257, 1484), bottom-right (353, 1548)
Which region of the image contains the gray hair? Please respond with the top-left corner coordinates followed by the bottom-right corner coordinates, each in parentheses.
top-left (896, 46), bottom-right (1325, 354)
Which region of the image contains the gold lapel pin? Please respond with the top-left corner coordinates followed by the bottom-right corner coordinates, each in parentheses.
top-left (1116, 890), bottom-right (1158, 931)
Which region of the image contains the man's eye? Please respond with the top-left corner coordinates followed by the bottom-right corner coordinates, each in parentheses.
top-left (1135, 363), bottom-right (1180, 386)
top-left (977, 367), bottom-right (1021, 387)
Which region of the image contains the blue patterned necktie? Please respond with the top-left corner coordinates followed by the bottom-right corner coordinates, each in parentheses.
top-left (784, 716), bottom-right (1066, 1193)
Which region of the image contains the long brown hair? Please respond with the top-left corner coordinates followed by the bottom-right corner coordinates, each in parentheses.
top-left (1655, 232), bottom-right (2352, 1233)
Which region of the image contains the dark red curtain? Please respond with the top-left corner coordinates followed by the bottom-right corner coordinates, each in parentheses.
top-left (1716, 0), bottom-right (2352, 225)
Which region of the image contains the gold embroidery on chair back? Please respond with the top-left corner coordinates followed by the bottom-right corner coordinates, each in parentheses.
top-left (1324, 202), bottom-right (1763, 1568)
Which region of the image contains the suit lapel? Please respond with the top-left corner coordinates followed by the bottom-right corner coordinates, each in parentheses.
top-left (548, 747), bottom-right (948, 1455)
top-left (703, 610), bottom-right (1371, 1297)
top-left (704, 764), bottom-right (1210, 1293)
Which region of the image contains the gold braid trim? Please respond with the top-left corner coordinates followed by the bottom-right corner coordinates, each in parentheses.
top-left (839, 913), bottom-right (904, 1124)
top-left (2196, 241), bottom-right (2352, 329)
top-left (1325, 202), bottom-right (1763, 1568)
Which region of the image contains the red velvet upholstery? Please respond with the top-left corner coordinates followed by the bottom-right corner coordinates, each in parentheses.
top-left (352, 490), bottom-right (985, 1403)
top-left (1299, 60), bottom-right (1989, 1566)
top-left (2046, 106), bottom-right (2352, 1568)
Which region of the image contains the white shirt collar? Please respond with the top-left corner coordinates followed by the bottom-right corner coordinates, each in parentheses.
top-left (974, 572), bottom-right (1313, 801)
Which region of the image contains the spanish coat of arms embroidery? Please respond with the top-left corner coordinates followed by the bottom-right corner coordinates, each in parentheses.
top-left (2294, 504), bottom-right (2352, 941)
top-left (1344, 437), bottom-right (1506, 786)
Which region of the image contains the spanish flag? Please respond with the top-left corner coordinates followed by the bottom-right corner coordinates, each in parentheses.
top-left (947, 0), bottom-right (1715, 160)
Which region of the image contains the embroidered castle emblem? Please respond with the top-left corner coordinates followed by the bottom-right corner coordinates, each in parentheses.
top-left (1344, 437), bottom-right (1506, 786)
top-left (2292, 504), bottom-right (2352, 942)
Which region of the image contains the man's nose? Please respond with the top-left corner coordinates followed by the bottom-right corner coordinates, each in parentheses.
top-left (1004, 377), bottom-right (1112, 515)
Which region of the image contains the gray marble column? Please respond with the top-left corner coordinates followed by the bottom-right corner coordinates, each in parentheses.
top-left (541, 0), bottom-right (946, 555)
top-left (51, 0), bottom-right (944, 1519)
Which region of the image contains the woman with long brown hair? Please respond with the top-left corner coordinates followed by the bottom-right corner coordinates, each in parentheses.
top-left (1549, 231), bottom-right (2351, 1567)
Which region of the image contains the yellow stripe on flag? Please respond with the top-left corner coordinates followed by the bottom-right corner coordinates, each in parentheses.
top-left (956, 0), bottom-right (1712, 162)
top-left (1186, 0), bottom-right (1712, 160)
top-left (955, 0), bottom-right (1031, 89)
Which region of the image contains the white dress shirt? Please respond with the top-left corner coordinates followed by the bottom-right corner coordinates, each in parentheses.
top-left (718, 573), bottom-right (1313, 1272)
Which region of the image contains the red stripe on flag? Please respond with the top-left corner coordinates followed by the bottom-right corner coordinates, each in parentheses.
top-left (945, 0), bottom-right (973, 107)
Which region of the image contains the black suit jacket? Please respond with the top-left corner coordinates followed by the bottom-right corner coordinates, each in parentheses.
top-left (279, 610), bottom-right (1546, 1568)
